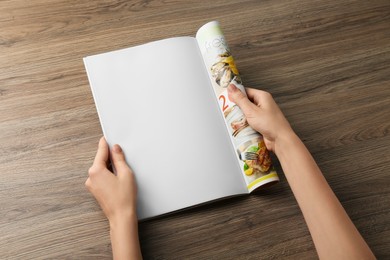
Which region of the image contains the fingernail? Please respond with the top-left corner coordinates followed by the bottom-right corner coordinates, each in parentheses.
top-left (227, 84), bottom-right (237, 93)
top-left (113, 144), bottom-right (122, 153)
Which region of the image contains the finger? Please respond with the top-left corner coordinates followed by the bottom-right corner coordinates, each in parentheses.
top-left (227, 84), bottom-right (258, 116)
top-left (246, 88), bottom-right (267, 107)
top-left (111, 144), bottom-right (132, 177)
top-left (85, 177), bottom-right (91, 191)
top-left (93, 137), bottom-right (109, 167)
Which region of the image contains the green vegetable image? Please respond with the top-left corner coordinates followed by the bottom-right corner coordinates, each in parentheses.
top-left (248, 146), bottom-right (259, 153)
top-left (244, 162), bottom-right (249, 170)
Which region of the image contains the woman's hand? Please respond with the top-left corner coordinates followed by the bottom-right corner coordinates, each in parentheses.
top-left (228, 85), bottom-right (375, 259)
top-left (227, 84), bottom-right (293, 153)
top-left (85, 137), bottom-right (137, 224)
top-left (86, 137), bottom-right (142, 260)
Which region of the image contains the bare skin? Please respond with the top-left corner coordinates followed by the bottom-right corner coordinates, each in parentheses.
top-left (228, 84), bottom-right (375, 259)
top-left (85, 138), bottom-right (142, 260)
top-left (85, 84), bottom-right (375, 259)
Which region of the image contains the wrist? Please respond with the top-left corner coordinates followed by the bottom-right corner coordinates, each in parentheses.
top-left (109, 210), bottom-right (138, 230)
top-left (274, 130), bottom-right (301, 159)
top-left (109, 210), bottom-right (142, 260)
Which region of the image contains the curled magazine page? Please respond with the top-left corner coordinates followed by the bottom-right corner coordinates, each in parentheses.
top-left (196, 21), bottom-right (279, 192)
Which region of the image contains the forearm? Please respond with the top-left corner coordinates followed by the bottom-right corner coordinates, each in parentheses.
top-left (275, 132), bottom-right (374, 259)
top-left (110, 213), bottom-right (142, 260)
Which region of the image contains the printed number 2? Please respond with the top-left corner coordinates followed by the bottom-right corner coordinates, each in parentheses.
top-left (219, 95), bottom-right (228, 112)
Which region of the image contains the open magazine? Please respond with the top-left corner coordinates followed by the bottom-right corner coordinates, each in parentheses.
top-left (84, 21), bottom-right (279, 220)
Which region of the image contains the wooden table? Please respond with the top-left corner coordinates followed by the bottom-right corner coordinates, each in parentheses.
top-left (1, 0), bottom-right (389, 259)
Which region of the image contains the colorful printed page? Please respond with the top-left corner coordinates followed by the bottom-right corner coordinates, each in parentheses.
top-left (196, 21), bottom-right (279, 192)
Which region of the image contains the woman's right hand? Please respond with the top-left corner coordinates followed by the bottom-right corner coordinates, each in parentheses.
top-left (228, 84), bottom-right (375, 259)
top-left (227, 84), bottom-right (294, 153)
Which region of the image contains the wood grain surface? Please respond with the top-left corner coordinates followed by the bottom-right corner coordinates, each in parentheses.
top-left (1, 0), bottom-right (389, 259)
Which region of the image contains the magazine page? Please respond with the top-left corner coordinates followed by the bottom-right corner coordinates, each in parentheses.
top-left (196, 21), bottom-right (279, 192)
top-left (84, 37), bottom-right (248, 220)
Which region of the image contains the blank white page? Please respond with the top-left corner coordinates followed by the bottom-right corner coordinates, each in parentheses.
top-left (84, 37), bottom-right (247, 220)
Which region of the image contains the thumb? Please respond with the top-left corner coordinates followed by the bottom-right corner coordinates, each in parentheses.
top-left (227, 84), bottom-right (258, 117)
top-left (111, 144), bottom-right (132, 177)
